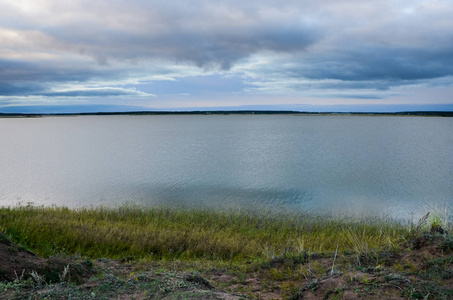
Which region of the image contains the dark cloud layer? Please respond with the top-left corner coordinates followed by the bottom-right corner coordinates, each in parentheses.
top-left (298, 46), bottom-right (453, 82)
top-left (0, 58), bottom-right (137, 97)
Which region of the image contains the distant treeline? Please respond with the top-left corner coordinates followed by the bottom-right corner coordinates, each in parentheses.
top-left (1, 110), bottom-right (453, 117)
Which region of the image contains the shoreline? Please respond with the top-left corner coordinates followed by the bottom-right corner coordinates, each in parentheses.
top-left (1, 110), bottom-right (453, 118)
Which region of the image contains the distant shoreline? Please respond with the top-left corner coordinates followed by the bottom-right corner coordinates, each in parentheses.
top-left (1, 110), bottom-right (453, 118)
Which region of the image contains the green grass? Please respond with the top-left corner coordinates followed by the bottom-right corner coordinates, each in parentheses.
top-left (427, 206), bottom-right (449, 233)
top-left (0, 204), bottom-right (423, 262)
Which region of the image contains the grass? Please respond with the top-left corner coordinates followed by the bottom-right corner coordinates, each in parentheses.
top-left (427, 206), bottom-right (449, 233)
top-left (0, 204), bottom-right (415, 262)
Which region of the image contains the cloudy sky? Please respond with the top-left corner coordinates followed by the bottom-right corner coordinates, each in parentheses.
top-left (1, 0), bottom-right (453, 113)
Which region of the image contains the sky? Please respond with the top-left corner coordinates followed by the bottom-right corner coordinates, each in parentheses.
top-left (1, 0), bottom-right (453, 113)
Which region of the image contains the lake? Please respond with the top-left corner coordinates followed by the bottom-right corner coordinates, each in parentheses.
top-left (1, 115), bottom-right (452, 221)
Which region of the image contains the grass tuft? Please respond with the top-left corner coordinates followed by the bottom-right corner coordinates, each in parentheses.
top-left (427, 207), bottom-right (449, 234)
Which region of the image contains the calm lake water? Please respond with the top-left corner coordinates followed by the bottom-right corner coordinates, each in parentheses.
top-left (1, 115), bottom-right (452, 221)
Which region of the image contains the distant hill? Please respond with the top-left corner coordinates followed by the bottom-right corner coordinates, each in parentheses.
top-left (1, 110), bottom-right (453, 117)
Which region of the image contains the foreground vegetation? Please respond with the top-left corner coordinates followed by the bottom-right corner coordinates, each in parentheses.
top-left (0, 205), bottom-right (452, 299)
top-left (0, 205), bottom-right (416, 260)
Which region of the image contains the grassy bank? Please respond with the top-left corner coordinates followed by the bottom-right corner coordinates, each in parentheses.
top-left (0, 205), bottom-right (417, 261)
top-left (1, 205), bottom-right (452, 299)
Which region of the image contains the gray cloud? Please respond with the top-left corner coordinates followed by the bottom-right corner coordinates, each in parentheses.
top-left (39, 10), bottom-right (320, 69)
top-left (295, 46), bottom-right (453, 82)
top-left (0, 58), bottom-right (110, 96)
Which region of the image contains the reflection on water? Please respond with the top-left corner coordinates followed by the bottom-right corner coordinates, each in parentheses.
top-left (0, 115), bottom-right (452, 221)
top-left (130, 183), bottom-right (314, 209)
